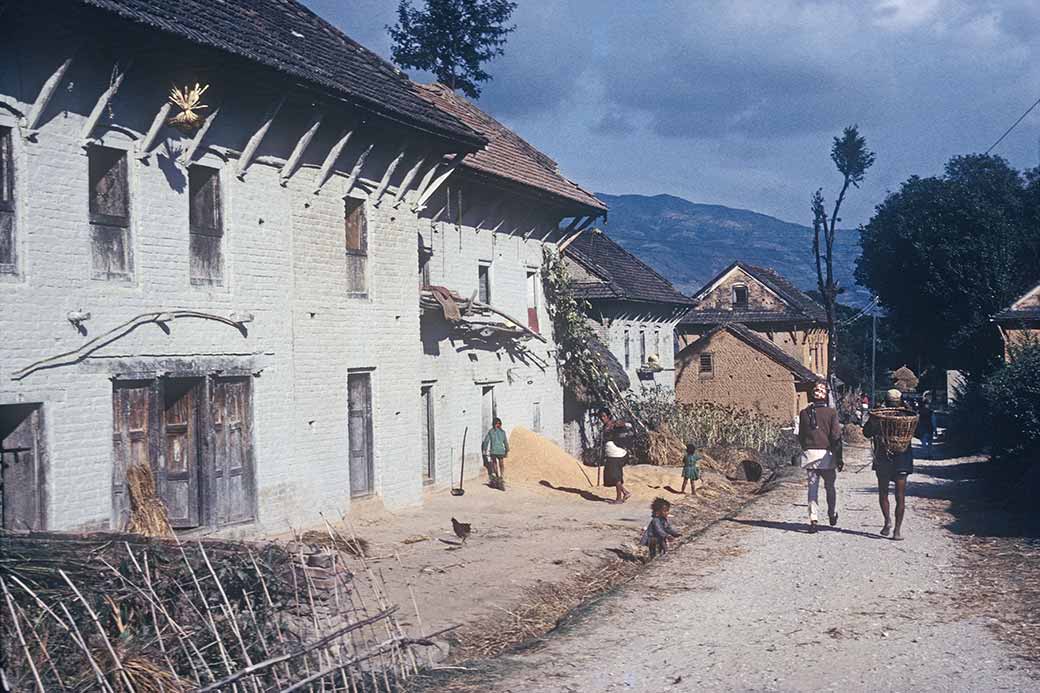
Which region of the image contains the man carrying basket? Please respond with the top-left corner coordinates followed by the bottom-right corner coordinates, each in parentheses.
top-left (863, 389), bottom-right (916, 541)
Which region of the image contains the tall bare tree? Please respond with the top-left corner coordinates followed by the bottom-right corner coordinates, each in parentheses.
top-left (812, 125), bottom-right (875, 384)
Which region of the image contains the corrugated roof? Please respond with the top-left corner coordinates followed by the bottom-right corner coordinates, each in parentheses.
top-left (677, 323), bottom-right (819, 383)
top-left (77, 0), bottom-right (486, 147)
top-left (564, 229), bottom-right (694, 306)
top-left (416, 84), bottom-right (606, 214)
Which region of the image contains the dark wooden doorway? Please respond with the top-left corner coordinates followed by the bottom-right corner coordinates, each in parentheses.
top-left (162, 379), bottom-right (202, 528)
top-left (421, 385), bottom-right (435, 482)
top-left (0, 404), bottom-right (46, 531)
top-left (211, 377), bottom-right (255, 525)
top-left (348, 372), bottom-right (374, 497)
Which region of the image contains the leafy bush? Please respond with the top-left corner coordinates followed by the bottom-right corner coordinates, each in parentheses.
top-left (985, 342), bottom-right (1040, 459)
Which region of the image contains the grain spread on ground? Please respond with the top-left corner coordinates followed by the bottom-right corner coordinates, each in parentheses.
top-left (506, 426), bottom-right (737, 501)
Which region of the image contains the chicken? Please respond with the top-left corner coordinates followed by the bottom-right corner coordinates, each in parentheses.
top-left (451, 517), bottom-right (472, 543)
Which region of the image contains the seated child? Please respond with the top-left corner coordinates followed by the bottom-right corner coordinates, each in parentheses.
top-left (640, 497), bottom-right (681, 558)
top-left (681, 443), bottom-right (702, 495)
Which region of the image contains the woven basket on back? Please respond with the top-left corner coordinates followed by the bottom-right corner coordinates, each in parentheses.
top-left (870, 407), bottom-right (919, 455)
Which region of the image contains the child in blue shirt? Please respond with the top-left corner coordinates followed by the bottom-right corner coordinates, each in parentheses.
top-left (681, 443), bottom-right (702, 495)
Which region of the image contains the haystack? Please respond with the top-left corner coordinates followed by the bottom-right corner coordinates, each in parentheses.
top-left (125, 463), bottom-right (172, 537)
top-left (645, 425), bottom-right (685, 466)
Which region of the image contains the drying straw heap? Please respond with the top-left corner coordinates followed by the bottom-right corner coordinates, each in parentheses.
top-left (0, 526), bottom-right (446, 692)
top-left (125, 463), bottom-right (173, 538)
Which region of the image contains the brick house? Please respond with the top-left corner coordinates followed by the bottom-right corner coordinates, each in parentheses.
top-left (995, 281), bottom-right (1040, 361)
top-left (560, 229), bottom-right (692, 454)
top-left (675, 262), bottom-right (827, 422)
top-left (0, 0), bottom-right (599, 533)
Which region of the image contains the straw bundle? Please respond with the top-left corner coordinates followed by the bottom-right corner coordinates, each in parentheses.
top-left (645, 426), bottom-right (685, 466)
top-left (125, 463), bottom-right (173, 537)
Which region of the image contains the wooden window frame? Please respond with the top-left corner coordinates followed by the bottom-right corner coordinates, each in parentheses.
top-left (732, 284), bottom-right (749, 309)
top-left (0, 127), bottom-right (15, 274)
top-left (699, 352), bottom-right (715, 377)
top-left (88, 145), bottom-right (133, 281)
top-left (189, 164), bottom-right (224, 286)
top-left (640, 331), bottom-right (647, 365)
top-left (624, 329), bottom-right (631, 370)
top-left (345, 196), bottom-right (368, 296)
top-left (478, 262), bottom-right (492, 305)
top-left (526, 269), bottom-right (540, 333)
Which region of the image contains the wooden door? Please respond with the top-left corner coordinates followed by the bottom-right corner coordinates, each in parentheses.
top-left (0, 404), bottom-right (45, 530)
top-left (162, 379), bottom-right (201, 528)
top-left (211, 377), bottom-right (255, 525)
top-left (421, 386), bottom-right (435, 482)
top-left (112, 382), bottom-right (156, 530)
top-left (348, 373), bottom-right (374, 497)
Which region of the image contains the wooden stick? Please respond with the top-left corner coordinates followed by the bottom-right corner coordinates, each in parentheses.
top-left (196, 607), bottom-right (399, 692)
top-left (59, 569), bottom-right (138, 692)
top-left (57, 602), bottom-right (116, 693)
top-left (0, 578), bottom-right (46, 692)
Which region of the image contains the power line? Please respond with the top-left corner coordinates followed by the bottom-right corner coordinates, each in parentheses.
top-left (985, 94), bottom-right (1040, 155)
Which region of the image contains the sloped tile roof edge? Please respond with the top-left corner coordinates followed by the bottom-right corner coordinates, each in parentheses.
top-left (415, 83), bottom-right (606, 213)
top-left (689, 260), bottom-right (826, 322)
top-left (677, 323), bottom-right (819, 383)
top-left (78, 0), bottom-right (486, 148)
top-left (565, 232), bottom-right (695, 306)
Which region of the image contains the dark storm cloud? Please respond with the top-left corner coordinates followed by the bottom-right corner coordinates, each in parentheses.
top-left (304, 0), bottom-right (1040, 225)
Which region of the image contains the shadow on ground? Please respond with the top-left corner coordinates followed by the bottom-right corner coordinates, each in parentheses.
top-left (726, 517), bottom-right (887, 540)
top-left (849, 443), bottom-right (1039, 539)
top-left (538, 480), bottom-right (611, 503)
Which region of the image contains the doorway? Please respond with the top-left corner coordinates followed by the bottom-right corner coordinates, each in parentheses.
top-left (481, 385), bottom-right (497, 434)
top-left (348, 372), bottom-right (375, 497)
top-left (421, 385), bottom-right (435, 482)
top-left (0, 404), bottom-right (46, 531)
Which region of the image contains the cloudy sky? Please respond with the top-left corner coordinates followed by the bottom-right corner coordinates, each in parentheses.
top-left (304, 0), bottom-right (1040, 227)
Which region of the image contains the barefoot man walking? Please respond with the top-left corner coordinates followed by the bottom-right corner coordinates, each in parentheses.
top-left (797, 380), bottom-right (843, 533)
top-left (864, 389), bottom-right (915, 540)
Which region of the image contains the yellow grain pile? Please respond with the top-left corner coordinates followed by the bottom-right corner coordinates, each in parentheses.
top-left (508, 426), bottom-right (597, 490)
top-left (126, 463), bottom-right (173, 537)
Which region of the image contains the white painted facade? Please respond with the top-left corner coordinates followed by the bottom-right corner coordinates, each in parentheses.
top-left (0, 13), bottom-right (568, 533)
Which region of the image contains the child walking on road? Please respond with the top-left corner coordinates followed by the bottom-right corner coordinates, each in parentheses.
top-left (641, 497), bottom-right (681, 558)
top-left (481, 417), bottom-right (509, 491)
top-left (681, 443), bottom-right (702, 495)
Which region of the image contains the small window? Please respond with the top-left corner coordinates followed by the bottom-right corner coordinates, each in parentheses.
top-left (699, 352), bottom-right (714, 376)
top-left (526, 270), bottom-right (540, 332)
top-left (88, 146), bottom-right (132, 280)
top-left (478, 263), bottom-right (491, 304)
top-left (189, 165), bottom-right (223, 285)
top-left (532, 401), bottom-right (542, 433)
top-left (345, 197), bottom-right (367, 295)
top-left (624, 329), bottom-right (631, 370)
top-left (0, 127), bottom-right (15, 273)
top-left (640, 331), bottom-right (647, 364)
top-left (418, 233), bottom-right (432, 289)
top-left (733, 285), bottom-right (749, 309)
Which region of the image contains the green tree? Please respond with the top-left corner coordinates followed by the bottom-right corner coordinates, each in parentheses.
top-left (812, 126), bottom-right (876, 382)
top-left (388, 0), bottom-right (517, 99)
top-left (855, 154), bottom-right (1040, 376)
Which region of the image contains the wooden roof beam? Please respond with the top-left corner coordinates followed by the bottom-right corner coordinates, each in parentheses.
top-left (179, 105), bottom-right (220, 166)
top-left (236, 95), bottom-right (285, 178)
top-left (342, 143), bottom-right (374, 197)
top-left (392, 152), bottom-right (428, 208)
top-left (371, 147), bottom-right (407, 207)
top-left (413, 153), bottom-right (464, 212)
top-left (313, 127), bottom-right (354, 193)
top-left (23, 54), bottom-right (76, 139)
top-left (136, 102), bottom-right (172, 160)
top-left (80, 60), bottom-right (133, 146)
top-left (280, 110), bottom-right (324, 185)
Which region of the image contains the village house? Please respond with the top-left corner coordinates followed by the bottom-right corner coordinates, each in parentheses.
top-left (995, 281), bottom-right (1040, 361)
top-left (674, 261), bottom-right (827, 422)
top-left (560, 229), bottom-right (692, 454)
top-left (0, 0), bottom-right (601, 533)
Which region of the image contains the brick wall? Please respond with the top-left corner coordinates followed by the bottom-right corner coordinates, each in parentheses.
top-left (675, 329), bottom-right (800, 423)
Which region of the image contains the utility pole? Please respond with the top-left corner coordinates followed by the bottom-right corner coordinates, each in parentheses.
top-left (871, 297), bottom-right (878, 405)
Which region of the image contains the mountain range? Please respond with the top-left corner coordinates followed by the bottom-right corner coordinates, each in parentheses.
top-left (596, 193), bottom-right (869, 307)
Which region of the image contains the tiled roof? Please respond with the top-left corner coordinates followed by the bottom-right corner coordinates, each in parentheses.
top-left (78, 0), bottom-right (486, 148)
top-left (995, 281), bottom-right (1040, 322)
top-left (416, 84), bottom-right (606, 214)
top-left (678, 323), bottom-right (819, 383)
top-left (564, 230), bottom-right (694, 306)
top-left (683, 261), bottom-right (825, 326)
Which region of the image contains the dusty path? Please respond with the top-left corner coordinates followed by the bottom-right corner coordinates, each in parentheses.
top-left (438, 447), bottom-right (1037, 692)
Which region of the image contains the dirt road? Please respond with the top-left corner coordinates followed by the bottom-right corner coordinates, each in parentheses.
top-left (441, 447), bottom-right (1037, 692)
